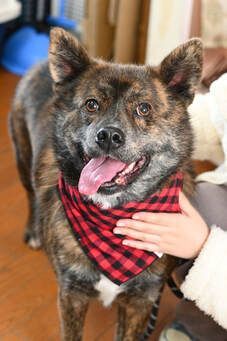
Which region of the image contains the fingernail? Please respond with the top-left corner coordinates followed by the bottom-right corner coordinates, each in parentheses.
top-left (116, 221), bottom-right (125, 226)
top-left (132, 213), bottom-right (140, 219)
top-left (113, 228), bottom-right (121, 234)
top-left (122, 240), bottom-right (129, 245)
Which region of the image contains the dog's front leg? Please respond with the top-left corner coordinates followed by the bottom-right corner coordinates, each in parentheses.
top-left (116, 296), bottom-right (154, 341)
top-left (58, 288), bottom-right (89, 341)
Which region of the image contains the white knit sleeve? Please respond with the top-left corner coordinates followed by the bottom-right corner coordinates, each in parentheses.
top-left (181, 226), bottom-right (227, 329)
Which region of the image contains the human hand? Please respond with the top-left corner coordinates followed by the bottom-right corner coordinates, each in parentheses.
top-left (113, 192), bottom-right (210, 258)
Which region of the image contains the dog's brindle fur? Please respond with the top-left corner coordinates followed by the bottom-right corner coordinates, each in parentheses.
top-left (9, 28), bottom-right (202, 340)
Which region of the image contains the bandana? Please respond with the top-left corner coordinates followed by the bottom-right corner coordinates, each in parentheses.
top-left (58, 172), bottom-right (183, 285)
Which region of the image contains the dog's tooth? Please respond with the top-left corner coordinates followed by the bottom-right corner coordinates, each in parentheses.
top-left (115, 158), bottom-right (144, 186)
top-left (125, 162), bottom-right (136, 174)
top-left (117, 162), bottom-right (135, 176)
top-left (130, 161), bottom-right (136, 169)
top-left (115, 177), bottom-right (124, 185)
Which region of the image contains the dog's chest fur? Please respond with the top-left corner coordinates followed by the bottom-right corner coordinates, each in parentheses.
top-left (95, 275), bottom-right (124, 306)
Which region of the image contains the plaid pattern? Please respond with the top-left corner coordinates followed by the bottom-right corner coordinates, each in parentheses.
top-left (58, 172), bottom-right (183, 285)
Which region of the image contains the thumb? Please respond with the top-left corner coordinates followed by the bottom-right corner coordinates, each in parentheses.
top-left (179, 191), bottom-right (195, 216)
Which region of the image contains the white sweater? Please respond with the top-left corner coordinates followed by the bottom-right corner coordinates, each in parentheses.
top-left (181, 227), bottom-right (227, 329)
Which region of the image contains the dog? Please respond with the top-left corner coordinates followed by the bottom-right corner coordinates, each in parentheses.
top-left (9, 28), bottom-right (202, 340)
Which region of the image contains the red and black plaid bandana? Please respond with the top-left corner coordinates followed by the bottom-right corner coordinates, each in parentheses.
top-left (58, 172), bottom-right (183, 285)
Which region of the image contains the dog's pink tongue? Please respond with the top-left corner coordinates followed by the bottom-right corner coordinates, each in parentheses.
top-left (78, 156), bottom-right (126, 195)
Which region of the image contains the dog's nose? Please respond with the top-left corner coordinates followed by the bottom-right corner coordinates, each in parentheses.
top-left (96, 127), bottom-right (125, 151)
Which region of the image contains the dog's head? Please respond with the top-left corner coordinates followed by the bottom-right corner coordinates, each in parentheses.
top-left (49, 28), bottom-right (202, 208)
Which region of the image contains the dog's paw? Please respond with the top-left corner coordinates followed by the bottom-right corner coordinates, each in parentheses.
top-left (24, 230), bottom-right (42, 250)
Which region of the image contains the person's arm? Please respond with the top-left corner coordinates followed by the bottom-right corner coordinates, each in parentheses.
top-left (114, 192), bottom-right (227, 329)
top-left (181, 225), bottom-right (227, 330)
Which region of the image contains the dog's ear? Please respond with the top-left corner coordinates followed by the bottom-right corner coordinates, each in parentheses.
top-left (158, 39), bottom-right (203, 101)
top-left (49, 28), bottom-right (91, 83)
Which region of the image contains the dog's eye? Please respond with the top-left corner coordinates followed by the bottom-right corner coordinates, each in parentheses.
top-left (85, 99), bottom-right (99, 112)
top-left (136, 103), bottom-right (152, 116)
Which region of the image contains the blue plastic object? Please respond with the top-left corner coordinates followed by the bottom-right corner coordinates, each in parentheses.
top-left (1, 26), bottom-right (49, 76)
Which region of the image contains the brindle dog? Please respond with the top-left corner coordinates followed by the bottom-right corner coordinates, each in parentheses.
top-left (9, 28), bottom-right (202, 340)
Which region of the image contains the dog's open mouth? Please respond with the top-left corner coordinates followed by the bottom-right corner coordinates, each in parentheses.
top-left (78, 155), bottom-right (149, 195)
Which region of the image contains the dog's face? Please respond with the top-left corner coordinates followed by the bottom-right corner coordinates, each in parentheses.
top-left (49, 28), bottom-right (202, 208)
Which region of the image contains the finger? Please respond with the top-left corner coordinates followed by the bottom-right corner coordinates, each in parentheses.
top-left (113, 227), bottom-right (161, 244)
top-left (116, 219), bottom-right (169, 234)
top-left (132, 211), bottom-right (181, 227)
top-left (158, 243), bottom-right (180, 257)
top-left (122, 239), bottom-right (160, 253)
